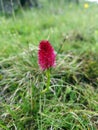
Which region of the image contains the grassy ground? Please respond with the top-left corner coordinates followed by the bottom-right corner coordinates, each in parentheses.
top-left (0, 0), bottom-right (98, 130)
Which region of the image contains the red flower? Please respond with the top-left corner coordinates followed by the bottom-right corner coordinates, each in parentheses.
top-left (38, 40), bottom-right (56, 70)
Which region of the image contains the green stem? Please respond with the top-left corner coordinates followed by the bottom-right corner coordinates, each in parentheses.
top-left (41, 68), bottom-right (51, 94)
top-left (46, 68), bottom-right (51, 90)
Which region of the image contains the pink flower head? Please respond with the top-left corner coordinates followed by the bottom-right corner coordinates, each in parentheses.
top-left (38, 40), bottom-right (56, 70)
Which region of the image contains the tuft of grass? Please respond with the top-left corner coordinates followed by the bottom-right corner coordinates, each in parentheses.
top-left (0, 46), bottom-right (98, 129)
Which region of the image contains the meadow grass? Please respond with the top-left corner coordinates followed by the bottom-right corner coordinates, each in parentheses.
top-left (0, 0), bottom-right (98, 129)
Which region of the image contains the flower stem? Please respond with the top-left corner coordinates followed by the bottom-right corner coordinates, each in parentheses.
top-left (41, 69), bottom-right (51, 94)
top-left (46, 68), bottom-right (51, 90)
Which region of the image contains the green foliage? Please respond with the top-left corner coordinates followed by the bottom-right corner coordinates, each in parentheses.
top-left (0, 0), bottom-right (98, 129)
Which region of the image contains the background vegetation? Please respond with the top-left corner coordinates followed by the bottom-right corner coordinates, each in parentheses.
top-left (0, 0), bottom-right (98, 129)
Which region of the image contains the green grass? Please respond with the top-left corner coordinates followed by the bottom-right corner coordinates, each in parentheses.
top-left (0, 0), bottom-right (98, 129)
